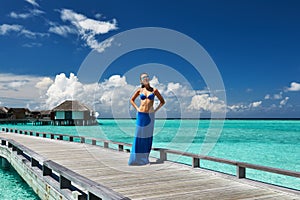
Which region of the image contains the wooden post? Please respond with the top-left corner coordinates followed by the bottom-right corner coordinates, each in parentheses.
top-left (69, 136), bottom-right (73, 142)
top-left (1, 157), bottom-right (9, 169)
top-left (50, 134), bottom-right (54, 139)
top-left (237, 166), bottom-right (246, 178)
top-left (31, 157), bottom-right (39, 167)
top-left (43, 165), bottom-right (52, 176)
top-left (17, 148), bottom-right (23, 155)
top-left (92, 139), bottom-right (96, 145)
top-left (72, 191), bottom-right (86, 200)
top-left (59, 135), bottom-right (63, 140)
top-left (192, 157), bottom-right (200, 168)
top-left (36, 132), bottom-right (39, 137)
top-left (15, 129), bottom-right (18, 133)
top-left (159, 149), bottom-right (167, 162)
top-left (12, 145), bottom-right (17, 152)
top-left (104, 142), bottom-right (109, 148)
top-left (88, 192), bottom-right (101, 200)
top-left (60, 175), bottom-right (71, 189)
top-left (29, 131), bottom-right (33, 136)
top-left (43, 133), bottom-right (47, 138)
top-left (118, 144), bottom-right (124, 152)
top-left (80, 137), bottom-right (85, 143)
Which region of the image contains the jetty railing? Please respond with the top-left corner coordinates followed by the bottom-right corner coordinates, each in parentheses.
top-left (2, 127), bottom-right (300, 189)
top-left (0, 136), bottom-right (129, 200)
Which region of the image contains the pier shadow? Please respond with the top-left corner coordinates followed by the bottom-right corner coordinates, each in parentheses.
top-left (149, 159), bottom-right (164, 165)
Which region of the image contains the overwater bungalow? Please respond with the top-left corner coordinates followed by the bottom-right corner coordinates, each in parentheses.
top-left (8, 108), bottom-right (31, 119)
top-left (29, 111), bottom-right (42, 119)
top-left (40, 110), bottom-right (53, 120)
top-left (52, 100), bottom-right (97, 126)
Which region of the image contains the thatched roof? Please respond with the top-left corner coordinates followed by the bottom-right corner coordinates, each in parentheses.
top-left (8, 108), bottom-right (30, 113)
top-left (52, 100), bottom-right (91, 112)
top-left (40, 110), bottom-right (52, 115)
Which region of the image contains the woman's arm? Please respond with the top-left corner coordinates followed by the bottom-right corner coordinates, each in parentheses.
top-left (154, 88), bottom-right (165, 113)
top-left (130, 89), bottom-right (141, 111)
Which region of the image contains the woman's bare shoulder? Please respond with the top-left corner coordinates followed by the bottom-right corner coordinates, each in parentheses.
top-left (153, 87), bottom-right (158, 92)
top-left (136, 87), bottom-right (142, 93)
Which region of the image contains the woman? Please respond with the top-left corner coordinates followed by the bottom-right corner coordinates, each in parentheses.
top-left (128, 73), bottom-right (165, 165)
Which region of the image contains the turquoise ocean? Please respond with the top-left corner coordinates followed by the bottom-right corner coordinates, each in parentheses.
top-left (0, 119), bottom-right (299, 198)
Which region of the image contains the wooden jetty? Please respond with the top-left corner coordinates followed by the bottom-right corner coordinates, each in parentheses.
top-left (0, 128), bottom-right (299, 200)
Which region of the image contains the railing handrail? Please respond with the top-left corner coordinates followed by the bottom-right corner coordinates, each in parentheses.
top-left (2, 127), bottom-right (300, 183)
top-left (155, 148), bottom-right (300, 178)
top-left (0, 136), bottom-right (129, 200)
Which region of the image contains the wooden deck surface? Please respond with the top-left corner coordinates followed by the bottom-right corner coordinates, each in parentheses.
top-left (0, 132), bottom-right (299, 200)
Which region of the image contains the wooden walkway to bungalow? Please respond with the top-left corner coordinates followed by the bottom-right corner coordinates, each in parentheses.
top-left (0, 130), bottom-right (299, 200)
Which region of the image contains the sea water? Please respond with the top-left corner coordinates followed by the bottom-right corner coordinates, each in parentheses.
top-left (0, 163), bottom-right (39, 200)
top-left (1, 119), bottom-right (300, 193)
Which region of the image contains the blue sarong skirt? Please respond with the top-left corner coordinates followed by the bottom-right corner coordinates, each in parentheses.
top-left (128, 112), bottom-right (155, 165)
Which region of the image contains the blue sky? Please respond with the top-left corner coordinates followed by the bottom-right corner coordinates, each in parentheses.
top-left (0, 0), bottom-right (299, 118)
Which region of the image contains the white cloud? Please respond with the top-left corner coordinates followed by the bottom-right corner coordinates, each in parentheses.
top-left (0, 73), bottom-right (50, 109)
top-left (227, 100), bottom-right (262, 112)
top-left (49, 25), bottom-right (77, 37)
top-left (104, 75), bottom-right (127, 87)
top-left (264, 92), bottom-right (286, 100)
top-left (36, 73), bottom-right (136, 117)
top-left (149, 76), bottom-right (160, 87)
top-left (227, 104), bottom-right (248, 112)
top-left (25, 0), bottom-right (39, 7)
top-left (279, 97), bottom-right (289, 107)
top-left (60, 9), bottom-right (117, 34)
top-left (0, 24), bottom-right (22, 35)
top-left (287, 82), bottom-right (300, 92)
top-left (20, 29), bottom-right (48, 38)
top-left (188, 94), bottom-right (226, 113)
top-left (264, 94), bottom-right (270, 100)
top-left (35, 77), bottom-right (53, 91)
top-left (273, 92), bottom-right (283, 100)
top-left (0, 24), bottom-right (48, 38)
top-left (30, 8), bottom-right (43, 15)
top-left (9, 9), bottom-right (44, 19)
top-left (49, 9), bottom-right (117, 52)
top-left (22, 42), bottom-right (42, 48)
top-left (246, 88), bottom-right (253, 92)
top-left (167, 82), bottom-right (181, 91)
top-left (94, 13), bottom-right (103, 19)
top-left (44, 73), bottom-right (81, 108)
top-left (250, 101), bottom-right (262, 108)
top-left (6, 81), bottom-right (28, 90)
top-left (0, 73), bottom-right (132, 113)
top-left (9, 12), bottom-right (31, 19)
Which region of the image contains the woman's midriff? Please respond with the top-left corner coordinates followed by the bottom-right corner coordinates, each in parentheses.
top-left (139, 100), bottom-right (154, 113)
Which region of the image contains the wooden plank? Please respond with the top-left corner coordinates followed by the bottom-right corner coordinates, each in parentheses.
top-left (140, 186), bottom-right (280, 200)
top-left (44, 160), bottom-right (129, 200)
